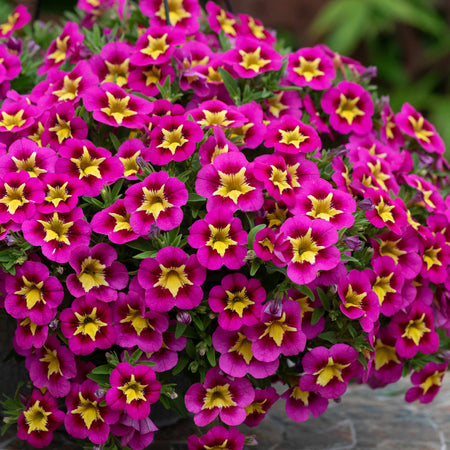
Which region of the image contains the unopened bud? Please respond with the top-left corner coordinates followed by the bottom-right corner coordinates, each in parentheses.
top-left (245, 436), bottom-right (258, 446)
top-left (148, 223), bottom-right (161, 239)
top-left (197, 342), bottom-right (207, 356)
top-left (3, 234), bottom-right (15, 246)
top-left (343, 236), bottom-right (362, 251)
top-left (176, 310), bottom-right (192, 325)
top-left (357, 198), bottom-right (374, 211)
top-left (189, 361), bottom-right (199, 373)
top-left (3, 417), bottom-right (10, 424)
top-left (358, 66), bottom-right (377, 81)
top-left (136, 156), bottom-right (147, 171)
top-left (168, 391), bottom-right (178, 400)
top-left (55, 265), bottom-right (64, 275)
top-left (95, 388), bottom-right (106, 399)
top-left (264, 297), bottom-right (283, 318)
top-left (48, 319), bottom-right (59, 331)
top-left (328, 145), bottom-right (348, 159)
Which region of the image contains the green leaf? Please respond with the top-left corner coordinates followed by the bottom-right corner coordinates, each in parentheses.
top-left (81, 196), bottom-right (104, 209)
top-left (206, 348), bottom-right (216, 367)
top-left (130, 349), bottom-right (144, 365)
top-left (318, 331), bottom-right (336, 343)
top-left (218, 67), bottom-right (240, 103)
top-left (293, 284), bottom-right (315, 302)
top-left (90, 365), bottom-right (112, 375)
top-left (250, 258), bottom-right (261, 276)
top-left (175, 323), bottom-right (187, 339)
top-left (247, 224), bottom-right (266, 248)
top-left (310, 307), bottom-right (324, 325)
top-left (136, 360), bottom-right (157, 367)
top-left (317, 288), bottom-right (331, 310)
top-left (109, 132), bottom-right (121, 151)
top-left (133, 250), bottom-right (158, 259)
top-left (192, 314), bottom-right (205, 331)
top-left (218, 30), bottom-right (231, 51)
top-left (188, 193), bottom-right (206, 203)
top-left (357, 353), bottom-right (368, 370)
top-left (87, 373), bottom-right (110, 387)
top-left (172, 356), bottom-right (189, 376)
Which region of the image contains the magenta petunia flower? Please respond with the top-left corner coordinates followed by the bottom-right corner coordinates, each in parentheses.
top-left (130, 26), bottom-right (184, 67)
top-left (0, 44), bottom-right (21, 83)
top-left (396, 103), bottom-right (445, 154)
top-left (224, 37), bottom-right (282, 79)
top-left (405, 174), bottom-right (445, 213)
top-left (4, 260), bottom-right (63, 325)
top-left (243, 386), bottom-right (279, 427)
top-left (198, 125), bottom-right (239, 166)
top-left (116, 138), bottom-right (151, 180)
top-left (239, 13), bottom-right (276, 44)
top-left (282, 385), bottom-right (328, 423)
top-left (321, 81), bottom-right (374, 135)
top-left (14, 317), bottom-right (48, 350)
top-left (66, 243), bottom-right (129, 302)
top-left (146, 330), bottom-right (187, 372)
top-left (245, 299), bottom-right (305, 362)
top-left (196, 151), bottom-right (263, 213)
top-left (141, 0), bottom-right (201, 34)
top-left (263, 89), bottom-right (303, 121)
top-left (65, 379), bottom-right (120, 444)
top-left (17, 389), bottom-right (64, 448)
top-left (83, 82), bottom-right (153, 128)
top-left (299, 344), bottom-right (359, 399)
top-left (292, 178), bottom-right (356, 229)
top-left (253, 227), bottom-right (289, 267)
top-left (37, 173), bottom-right (84, 214)
top-left (0, 171), bottom-right (43, 224)
top-left (41, 102), bottom-right (88, 149)
top-left (124, 171), bottom-right (188, 234)
top-left (212, 327), bottom-right (279, 379)
top-left (112, 291), bottom-right (169, 353)
top-left (405, 362), bottom-right (448, 404)
top-left (380, 103), bottom-right (405, 148)
top-left (419, 231), bottom-right (450, 285)
top-left (138, 246), bottom-right (206, 312)
top-left (128, 62), bottom-right (175, 97)
top-left (58, 138), bottom-right (123, 197)
top-left (91, 199), bottom-right (139, 244)
top-left (27, 334), bottom-right (77, 398)
top-left (189, 99), bottom-right (247, 128)
top-left (287, 46), bottom-right (335, 90)
top-left (89, 41), bottom-right (134, 87)
top-left (110, 414), bottom-right (158, 450)
top-left (229, 102), bottom-right (266, 149)
top-left (188, 209), bottom-right (248, 270)
top-left (22, 207), bottom-right (92, 263)
top-left (337, 269), bottom-right (380, 332)
top-left (185, 367), bottom-right (254, 427)
top-left (37, 22), bottom-right (84, 75)
top-left (148, 115), bottom-right (203, 165)
top-left (0, 98), bottom-right (38, 134)
top-left (188, 425), bottom-right (245, 450)
top-left (106, 362), bottom-right (161, 420)
top-left (279, 216), bottom-right (340, 285)
top-left (206, 2), bottom-right (240, 37)
top-left (208, 273), bottom-right (266, 330)
top-left (59, 296), bottom-right (116, 355)
top-left (388, 303), bottom-right (439, 358)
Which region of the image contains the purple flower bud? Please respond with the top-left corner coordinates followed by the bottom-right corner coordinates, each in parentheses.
top-left (358, 66), bottom-right (377, 81)
top-left (55, 266), bottom-right (64, 275)
top-left (197, 342), bottom-right (207, 356)
top-left (264, 296), bottom-right (283, 318)
top-left (26, 40), bottom-right (40, 57)
top-left (343, 236), bottom-right (362, 251)
top-left (3, 234), bottom-right (15, 246)
top-left (95, 388), bottom-right (106, 399)
top-left (48, 319), bottom-right (59, 331)
top-left (378, 95), bottom-right (390, 109)
top-left (357, 198), bottom-right (374, 211)
top-left (168, 391), bottom-right (178, 400)
top-left (329, 145), bottom-right (349, 159)
top-left (136, 156), bottom-right (147, 171)
top-left (148, 223), bottom-right (161, 239)
top-left (176, 310), bottom-right (192, 325)
top-left (418, 153), bottom-right (434, 169)
top-left (5, 37), bottom-right (22, 55)
top-left (245, 436), bottom-right (259, 446)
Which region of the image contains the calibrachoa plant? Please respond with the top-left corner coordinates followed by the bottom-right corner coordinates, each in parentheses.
top-left (0, 1), bottom-right (449, 449)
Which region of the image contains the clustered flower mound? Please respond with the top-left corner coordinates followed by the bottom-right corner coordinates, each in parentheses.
top-left (0, 1), bottom-right (449, 449)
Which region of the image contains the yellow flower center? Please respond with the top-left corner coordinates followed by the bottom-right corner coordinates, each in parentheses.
top-left (420, 371), bottom-right (445, 394)
top-left (248, 17), bottom-right (266, 39)
top-left (306, 193), bottom-right (342, 221)
top-left (224, 288), bottom-right (254, 318)
top-left (343, 284), bottom-right (367, 309)
top-left (206, 224), bottom-right (237, 257)
top-left (141, 34), bottom-right (170, 59)
top-left (49, 35), bottom-right (70, 63)
top-left (143, 66), bottom-right (161, 86)
top-left (374, 339), bottom-right (400, 370)
top-left (157, 125), bottom-right (188, 154)
top-left (0, 110), bottom-right (26, 130)
top-left (314, 356), bottom-right (350, 387)
top-left (74, 307), bottom-right (107, 341)
top-left (207, 66), bottom-right (223, 83)
top-left (213, 167), bottom-right (255, 204)
top-left (245, 399), bottom-right (267, 415)
top-left (279, 126), bottom-right (308, 148)
top-left (136, 185), bottom-right (173, 219)
top-left (239, 47), bottom-right (270, 72)
top-left (45, 182), bottom-right (71, 207)
top-left (414, 180), bottom-right (435, 209)
top-left (70, 146), bottom-right (106, 179)
top-left (0, 12), bottom-right (19, 35)
top-left (210, 144), bottom-right (229, 162)
top-left (258, 237), bottom-right (274, 253)
top-left (100, 92), bottom-right (137, 124)
top-left (39, 347), bottom-right (62, 377)
top-left (53, 75), bottom-right (82, 101)
top-left (71, 393), bottom-right (103, 429)
top-left (118, 374), bottom-right (148, 404)
top-left (28, 121), bottom-right (45, 147)
top-left (153, 264), bottom-right (193, 297)
top-left (408, 116), bottom-right (434, 143)
top-left (216, 8), bottom-right (236, 35)
top-left (267, 203), bottom-right (288, 227)
top-left (293, 295), bottom-right (314, 319)
top-left (372, 273), bottom-right (396, 305)
top-left (375, 197), bottom-right (395, 223)
top-left (78, 257), bottom-right (108, 292)
top-left (48, 114), bottom-right (73, 144)
top-left (0, 182), bottom-right (28, 214)
top-left (288, 228), bottom-right (325, 265)
top-left (228, 332), bottom-right (253, 364)
top-left (37, 212), bottom-right (73, 245)
top-left (367, 160), bottom-right (390, 191)
top-left (204, 442), bottom-right (229, 450)
top-left (267, 92), bottom-right (289, 118)
top-left (289, 387), bottom-right (310, 404)
top-left (269, 166), bottom-right (292, 194)
top-left (109, 211), bottom-right (132, 232)
top-left (423, 246), bottom-right (442, 271)
top-left (286, 162), bottom-right (301, 188)
top-left (156, 0), bottom-right (191, 25)
top-left (120, 150), bottom-right (141, 177)
top-left (379, 239), bottom-right (407, 264)
top-left (11, 152), bottom-right (46, 177)
top-left (336, 94), bottom-right (364, 124)
top-left (202, 384), bottom-right (236, 409)
top-left (20, 317), bottom-right (39, 336)
top-left (259, 312), bottom-right (297, 346)
top-left (23, 401), bottom-right (51, 433)
top-left (104, 59), bottom-right (130, 86)
top-left (15, 276), bottom-right (45, 310)
top-left (199, 110), bottom-right (233, 127)
top-left (120, 305), bottom-right (153, 336)
top-left (294, 57), bottom-right (324, 82)
top-left (401, 313), bottom-right (431, 345)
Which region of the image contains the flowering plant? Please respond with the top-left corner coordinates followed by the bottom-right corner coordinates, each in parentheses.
top-left (0, 1), bottom-right (449, 449)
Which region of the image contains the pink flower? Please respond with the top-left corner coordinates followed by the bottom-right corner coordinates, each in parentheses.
top-left (282, 385), bottom-right (328, 422)
top-left (185, 367), bottom-right (254, 427)
top-left (0, 44), bottom-right (21, 83)
top-left (116, 138), bottom-right (151, 180)
top-left (106, 362), bottom-right (161, 420)
top-left (0, 5), bottom-right (31, 39)
top-left (14, 317), bottom-right (48, 351)
top-left (124, 171), bottom-right (188, 233)
top-left (188, 209), bottom-right (248, 270)
top-left (189, 99), bottom-right (247, 128)
top-left (0, 98), bottom-right (38, 134)
top-left (287, 46), bottom-right (335, 90)
top-left (110, 414), bottom-right (158, 450)
top-left (405, 362), bottom-right (448, 404)
top-left (146, 330), bottom-right (187, 372)
top-left (188, 425), bottom-right (245, 450)
top-left (198, 125), bottom-right (239, 166)
top-left (321, 81), bottom-right (374, 135)
top-left (206, 2), bottom-right (240, 37)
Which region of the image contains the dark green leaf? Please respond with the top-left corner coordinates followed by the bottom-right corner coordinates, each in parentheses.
top-left (310, 307), bottom-right (324, 325)
top-left (206, 348), bottom-right (216, 367)
top-left (218, 67), bottom-right (240, 102)
top-left (247, 224), bottom-right (266, 247)
top-left (293, 284), bottom-right (315, 302)
top-left (175, 323), bottom-right (187, 339)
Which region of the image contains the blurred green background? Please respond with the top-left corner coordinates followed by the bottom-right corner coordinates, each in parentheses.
top-left (6, 0), bottom-right (450, 155)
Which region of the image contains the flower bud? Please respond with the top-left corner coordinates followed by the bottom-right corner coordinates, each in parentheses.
top-left (328, 145), bottom-right (349, 159)
top-left (264, 296), bottom-right (283, 318)
top-left (48, 319), bottom-right (59, 331)
top-left (176, 310), bottom-right (192, 325)
top-left (189, 361), bottom-right (199, 373)
top-left (343, 236), bottom-right (362, 251)
top-left (197, 342), bottom-right (207, 356)
top-left (95, 388), bottom-right (106, 399)
top-left (357, 198), bottom-right (374, 211)
top-left (245, 436), bottom-right (258, 446)
top-left (358, 66), bottom-right (377, 81)
top-left (168, 391), bottom-right (178, 400)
